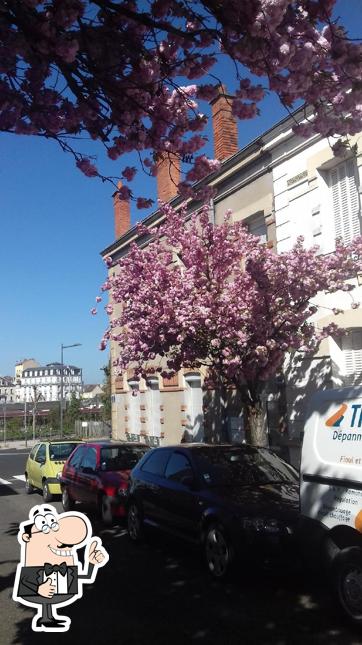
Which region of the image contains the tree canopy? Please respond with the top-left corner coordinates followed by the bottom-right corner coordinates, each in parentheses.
top-left (98, 203), bottom-right (362, 444)
top-left (2, 1), bottom-right (362, 204)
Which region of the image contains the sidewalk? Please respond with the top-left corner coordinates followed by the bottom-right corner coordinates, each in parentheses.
top-left (0, 439), bottom-right (37, 450)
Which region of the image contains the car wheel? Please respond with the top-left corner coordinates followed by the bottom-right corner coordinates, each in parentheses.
top-left (62, 487), bottom-right (75, 511)
top-left (127, 501), bottom-right (144, 542)
top-left (100, 494), bottom-right (113, 526)
top-left (332, 546), bottom-right (362, 623)
top-left (25, 475), bottom-right (34, 494)
top-left (204, 523), bottom-right (233, 579)
top-left (42, 479), bottom-right (53, 502)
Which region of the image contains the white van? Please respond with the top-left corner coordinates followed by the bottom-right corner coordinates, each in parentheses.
top-left (300, 386), bottom-right (362, 622)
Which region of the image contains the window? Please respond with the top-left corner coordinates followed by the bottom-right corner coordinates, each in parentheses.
top-left (184, 373), bottom-right (203, 440)
top-left (342, 330), bottom-right (362, 386)
top-left (100, 446), bottom-right (148, 471)
top-left (330, 160), bottom-right (360, 244)
top-left (81, 447), bottom-right (97, 471)
top-left (246, 212), bottom-right (267, 243)
top-left (29, 444), bottom-right (40, 460)
top-left (165, 452), bottom-right (194, 483)
top-left (49, 443), bottom-right (79, 461)
top-left (35, 444), bottom-right (46, 463)
top-left (141, 449), bottom-right (172, 476)
top-left (194, 447), bottom-right (298, 487)
top-left (68, 446), bottom-right (87, 469)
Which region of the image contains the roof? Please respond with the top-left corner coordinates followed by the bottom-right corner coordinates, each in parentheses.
top-left (83, 384), bottom-right (102, 392)
top-left (151, 443), bottom-right (255, 450)
top-left (22, 363), bottom-right (81, 373)
top-left (100, 103), bottom-right (312, 258)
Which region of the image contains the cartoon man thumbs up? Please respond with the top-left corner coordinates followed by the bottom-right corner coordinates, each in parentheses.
top-left (13, 505), bottom-right (109, 632)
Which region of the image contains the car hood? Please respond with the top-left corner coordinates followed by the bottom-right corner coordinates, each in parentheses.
top-left (204, 482), bottom-right (299, 520)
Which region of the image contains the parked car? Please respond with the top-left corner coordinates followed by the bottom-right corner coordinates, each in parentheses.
top-left (60, 441), bottom-right (150, 524)
top-left (25, 440), bottom-right (82, 501)
top-left (127, 443), bottom-right (300, 578)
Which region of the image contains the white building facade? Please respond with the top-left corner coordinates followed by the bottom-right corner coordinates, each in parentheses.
top-left (19, 362), bottom-right (83, 403)
top-left (271, 127), bottom-right (362, 455)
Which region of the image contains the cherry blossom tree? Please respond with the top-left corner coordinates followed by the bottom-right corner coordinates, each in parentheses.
top-left (1, 1), bottom-right (362, 204)
top-left (98, 203), bottom-right (362, 445)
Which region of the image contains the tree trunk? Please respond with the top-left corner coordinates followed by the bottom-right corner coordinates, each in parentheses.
top-left (219, 383), bottom-right (230, 443)
top-left (244, 400), bottom-right (268, 447)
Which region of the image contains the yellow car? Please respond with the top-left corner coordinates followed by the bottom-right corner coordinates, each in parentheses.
top-left (25, 441), bottom-right (82, 501)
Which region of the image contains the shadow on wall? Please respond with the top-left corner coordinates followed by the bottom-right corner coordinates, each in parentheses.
top-left (283, 352), bottom-right (344, 465)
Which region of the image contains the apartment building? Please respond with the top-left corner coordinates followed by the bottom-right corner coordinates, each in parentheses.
top-left (20, 362), bottom-right (83, 403)
top-left (101, 95), bottom-right (362, 463)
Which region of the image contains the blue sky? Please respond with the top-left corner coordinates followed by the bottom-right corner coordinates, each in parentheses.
top-left (1, 1), bottom-right (361, 385)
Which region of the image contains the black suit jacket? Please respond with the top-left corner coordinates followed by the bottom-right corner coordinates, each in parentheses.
top-left (17, 564), bottom-right (94, 598)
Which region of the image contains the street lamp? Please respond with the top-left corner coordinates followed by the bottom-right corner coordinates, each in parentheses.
top-left (0, 395), bottom-right (6, 447)
top-left (60, 343), bottom-right (82, 438)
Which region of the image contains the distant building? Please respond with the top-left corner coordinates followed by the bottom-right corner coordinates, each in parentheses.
top-left (15, 358), bottom-right (39, 383)
top-left (0, 376), bottom-right (16, 403)
top-left (82, 384), bottom-right (103, 400)
top-left (19, 362), bottom-right (83, 403)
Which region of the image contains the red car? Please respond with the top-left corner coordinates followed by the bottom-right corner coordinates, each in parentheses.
top-left (60, 441), bottom-right (149, 524)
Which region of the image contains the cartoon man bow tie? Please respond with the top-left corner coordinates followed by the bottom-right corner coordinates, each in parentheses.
top-left (13, 504), bottom-right (109, 632)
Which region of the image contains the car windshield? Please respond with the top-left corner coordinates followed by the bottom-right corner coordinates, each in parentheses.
top-left (194, 447), bottom-right (298, 487)
top-left (49, 443), bottom-right (79, 461)
top-left (100, 446), bottom-right (148, 471)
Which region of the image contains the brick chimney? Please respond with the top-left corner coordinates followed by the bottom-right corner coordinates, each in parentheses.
top-left (210, 85), bottom-right (238, 161)
top-left (113, 180), bottom-right (131, 239)
top-left (157, 153), bottom-right (180, 202)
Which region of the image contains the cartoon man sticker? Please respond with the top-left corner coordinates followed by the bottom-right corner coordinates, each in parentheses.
top-left (13, 504), bottom-right (109, 632)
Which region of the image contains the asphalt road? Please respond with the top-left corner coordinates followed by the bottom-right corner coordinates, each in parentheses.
top-left (0, 449), bottom-right (361, 645)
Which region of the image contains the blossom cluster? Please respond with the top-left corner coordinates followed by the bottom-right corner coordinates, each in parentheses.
top-left (100, 202), bottom-right (362, 397)
top-left (1, 1), bottom-right (361, 204)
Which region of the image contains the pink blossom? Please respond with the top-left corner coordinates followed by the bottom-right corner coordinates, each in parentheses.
top-left (122, 166), bottom-right (137, 182)
top-left (76, 159), bottom-right (98, 178)
top-left (3, 0), bottom-right (362, 208)
top-left (102, 202), bottom-right (362, 426)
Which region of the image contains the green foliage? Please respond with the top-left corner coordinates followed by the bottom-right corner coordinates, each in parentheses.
top-left (100, 362), bottom-right (111, 423)
top-left (64, 393), bottom-right (82, 431)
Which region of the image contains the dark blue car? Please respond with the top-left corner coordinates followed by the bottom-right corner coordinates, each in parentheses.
top-left (127, 443), bottom-right (299, 578)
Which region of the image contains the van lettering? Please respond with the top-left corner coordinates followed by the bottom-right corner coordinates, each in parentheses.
top-left (351, 404), bottom-right (362, 428)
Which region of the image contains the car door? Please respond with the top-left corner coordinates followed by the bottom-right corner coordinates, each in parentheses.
top-left (32, 443), bottom-right (46, 489)
top-left (64, 445), bottom-right (88, 502)
top-left (160, 451), bottom-right (201, 540)
top-left (77, 446), bottom-right (98, 505)
top-left (136, 449), bottom-right (172, 526)
top-left (26, 444), bottom-right (40, 486)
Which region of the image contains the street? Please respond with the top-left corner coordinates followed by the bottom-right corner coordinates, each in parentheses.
top-left (0, 449), bottom-right (361, 645)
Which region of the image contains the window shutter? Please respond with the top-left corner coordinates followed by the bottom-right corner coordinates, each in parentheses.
top-left (162, 374), bottom-right (179, 388)
top-left (247, 212), bottom-right (267, 243)
top-left (330, 161), bottom-right (360, 243)
top-left (342, 330), bottom-right (362, 385)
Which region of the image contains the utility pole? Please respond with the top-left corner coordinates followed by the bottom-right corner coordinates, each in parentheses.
top-left (32, 385), bottom-right (37, 443)
top-left (24, 398), bottom-right (27, 448)
top-left (31, 385), bottom-right (42, 443)
top-left (60, 343), bottom-right (81, 438)
top-left (0, 396), bottom-right (6, 447)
